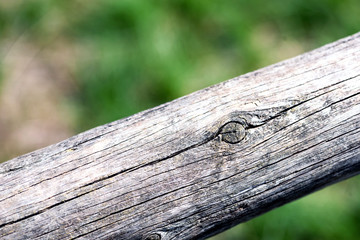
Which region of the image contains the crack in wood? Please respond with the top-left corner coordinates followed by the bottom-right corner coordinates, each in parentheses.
top-left (0, 103), bottom-right (301, 233)
top-left (1, 32), bottom-right (360, 240)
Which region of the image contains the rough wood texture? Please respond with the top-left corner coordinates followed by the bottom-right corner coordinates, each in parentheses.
top-left (1, 32), bottom-right (360, 240)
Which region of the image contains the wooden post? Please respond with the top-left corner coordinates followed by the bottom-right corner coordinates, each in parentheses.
top-left (1, 32), bottom-right (360, 240)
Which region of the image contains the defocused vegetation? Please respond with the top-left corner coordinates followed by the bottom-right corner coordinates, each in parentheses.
top-left (2, 0), bottom-right (359, 130)
top-left (70, 0), bottom-right (360, 131)
top-left (0, 0), bottom-right (359, 239)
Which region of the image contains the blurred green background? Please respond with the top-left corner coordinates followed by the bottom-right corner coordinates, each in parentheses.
top-left (0, 0), bottom-right (359, 239)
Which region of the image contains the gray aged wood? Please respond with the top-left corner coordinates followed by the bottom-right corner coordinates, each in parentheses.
top-left (1, 32), bottom-right (360, 240)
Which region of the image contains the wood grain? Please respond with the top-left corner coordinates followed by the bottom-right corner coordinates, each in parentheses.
top-left (1, 32), bottom-right (360, 240)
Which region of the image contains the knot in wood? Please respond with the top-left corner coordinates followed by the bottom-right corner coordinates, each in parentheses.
top-left (219, 121), bottom-right (246, 144)
top-left (144, 233), bottom-right (161, 240)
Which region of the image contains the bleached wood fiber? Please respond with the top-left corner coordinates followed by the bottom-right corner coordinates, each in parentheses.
top-left (1, 32), bottom-right (360, 240)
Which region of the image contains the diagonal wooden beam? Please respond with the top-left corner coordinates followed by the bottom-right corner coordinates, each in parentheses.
top-left (1, 32), bottom-right (360, 240)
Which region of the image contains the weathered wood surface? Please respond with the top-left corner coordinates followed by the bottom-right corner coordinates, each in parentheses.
top-left (1, 32), bottom-right (360, 240)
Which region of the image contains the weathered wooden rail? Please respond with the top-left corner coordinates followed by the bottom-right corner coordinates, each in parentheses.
top-left (1, 32), bottom-right (360, 240)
